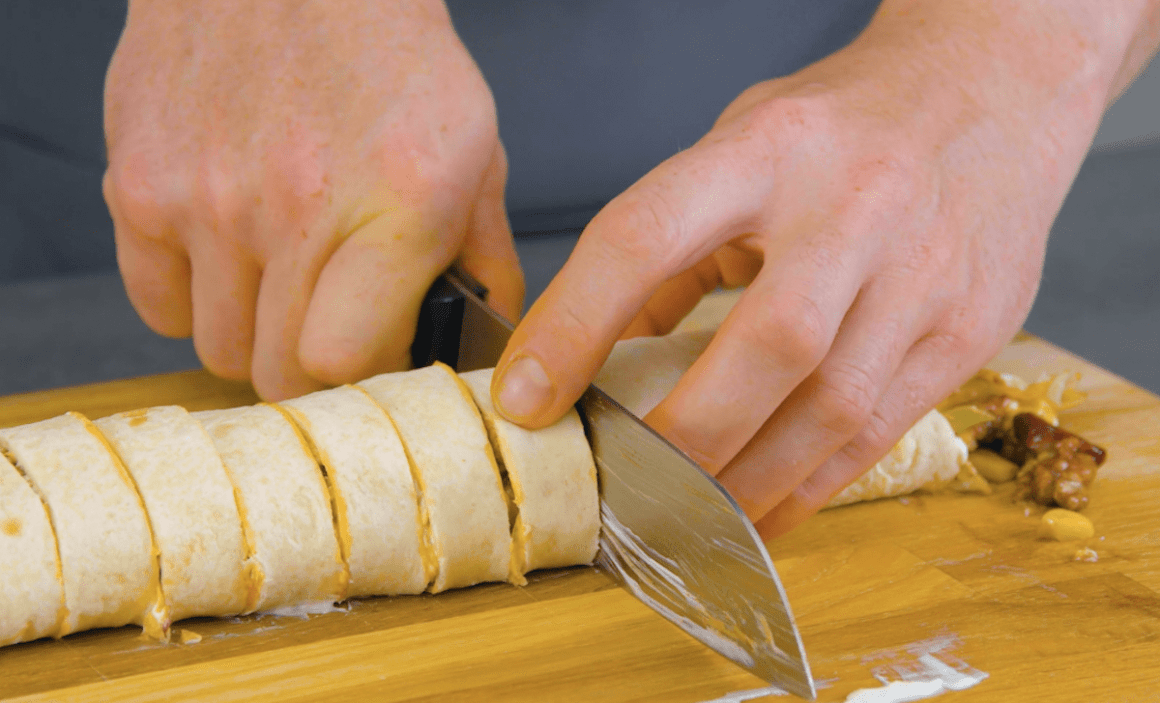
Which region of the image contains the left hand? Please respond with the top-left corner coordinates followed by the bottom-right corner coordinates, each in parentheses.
top-left (490, 1), bottom-right (1143, 537)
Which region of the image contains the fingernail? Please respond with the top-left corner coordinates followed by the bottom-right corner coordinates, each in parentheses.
top-left (496, 355), bottom-right (555, 421)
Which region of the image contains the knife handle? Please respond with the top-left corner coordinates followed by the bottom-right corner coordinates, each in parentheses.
top-left (410, 266), bottom-right (488, 370)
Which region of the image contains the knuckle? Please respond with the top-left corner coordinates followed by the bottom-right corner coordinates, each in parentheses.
top-left (811, 362), bottom-right (880, 438)
top-left (200, 165), bottom-right (249, 230)
top-left (592, 188), bottom-right (689, 275)
top-left (746, 92), bottom-right (834, 142)
top-left (104, 154), bottom-right (165, 227)
top-left (840, 407), bottom-right (896, 466)
top-left (555, 295), bottom-right (604, 348)
top-left (929, 311), bottom-right (981, 358)
top-left (744, 290), bottom-right (832, 371)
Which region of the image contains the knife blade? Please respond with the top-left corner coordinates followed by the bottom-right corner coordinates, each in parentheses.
top-left (412, 269), bottom-right (815, 700)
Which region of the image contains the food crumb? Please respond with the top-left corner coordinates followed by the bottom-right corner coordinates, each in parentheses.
top-left (1073, 547), bottom-right (1099, 563)
top-left (178, 629), bottom-right (202, 645)
top-left (1067, 547), bottom-right (1095, 563)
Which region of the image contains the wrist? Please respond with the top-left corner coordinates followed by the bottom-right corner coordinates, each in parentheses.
top-left (850, 1), bottom-right (1159, 128)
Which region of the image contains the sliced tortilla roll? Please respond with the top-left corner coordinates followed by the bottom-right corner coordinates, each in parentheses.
top-left (194, 405), bottom-right (347, 611)
top-left (0, 412), bottom-right (155, 637)
top-left (596, 331), bottom-right (970, 508)
top-left (459, 368), bottom-right (599, 584)
top-left (95, 406), bottom-right (249, 634)
top-left (280, 386), bottom-right (432, 597)
top-left (0, 451), bottom-right (64, 646)
top-left (359, 363), bottom-right (510, 592)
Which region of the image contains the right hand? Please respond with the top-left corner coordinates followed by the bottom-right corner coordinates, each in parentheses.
top-left (104, 0), bottom-right (523, 400)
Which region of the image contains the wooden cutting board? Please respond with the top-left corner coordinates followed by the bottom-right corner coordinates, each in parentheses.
top-left (0, 322), bottom-right (1157, 701)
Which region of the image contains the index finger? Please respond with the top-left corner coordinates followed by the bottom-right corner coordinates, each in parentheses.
top-left (491, 142), bottom-right (768, 428)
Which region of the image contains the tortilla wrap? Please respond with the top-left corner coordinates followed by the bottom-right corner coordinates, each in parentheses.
top-left (280, 386), bottom-right (431, 597)
top-left (0, 412), bottom-right (156, 637)
top-left (95, 406), bottom-right (249, 633)
top-left (0, 450), bottom-right (64, 646)
top-left (459, 368), bottom-right (599, 584)
top-left (194, 404), bottom-right (347, 611)
top-left (359, 363), bottom-right (510, 592)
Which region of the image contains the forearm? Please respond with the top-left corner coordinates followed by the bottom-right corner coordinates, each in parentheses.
top-left (815, 1), bottom-right (1160, 154)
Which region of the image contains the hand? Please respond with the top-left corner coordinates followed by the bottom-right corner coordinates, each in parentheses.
top-left (104, 0), bottom-right (522, 400)
top-left (492, 1), bottom-right (1150, 537)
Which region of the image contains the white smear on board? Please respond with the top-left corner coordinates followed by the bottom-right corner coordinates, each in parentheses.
top-left (698, 678), bottom-right (836, 702)
top-left (697, 685), bottom-right (789, 702)
top-left (260, 601), bottom-right (345, 618)
top-left (843, 643), bottom-right (988, 702)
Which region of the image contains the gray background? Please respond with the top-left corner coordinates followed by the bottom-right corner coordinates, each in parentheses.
top-left (0, 1), bottom-right (1157, 397)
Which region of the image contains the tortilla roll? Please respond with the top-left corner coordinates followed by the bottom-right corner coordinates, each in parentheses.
top-left (596, 331), bottom-right (970, 508)
top-left (459, 368), bottom-right (599, 584)
top-left (0, 451), bottom-right (64, 646)
top-left (825, 409), bottom-right (968, 507)
top-left (95, 406), bottom-right (249, 635)
top-left (359, 363), bottom-right (510, 593)
top-left (280, 386), bottom-right (432, 597)
top-left (193, 405), bottom-right (347, 611)
top-left (0, 412), bottom-right (156, 637)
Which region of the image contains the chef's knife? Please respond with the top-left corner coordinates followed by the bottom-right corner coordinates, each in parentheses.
top-left (412, 269), bottom-right (815, 700)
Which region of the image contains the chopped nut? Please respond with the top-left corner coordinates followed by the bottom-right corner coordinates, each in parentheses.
top-left (1073, 547), bottom-right (1099, 563)
top-left (969, 449), bottom-right (1019, 483)
top-left (1038, 508), bottom-right (1095, 541)
top-left (178, 628), bottom-right (202, 645)
top-left (1012, 414), bottom-right (1106, 510)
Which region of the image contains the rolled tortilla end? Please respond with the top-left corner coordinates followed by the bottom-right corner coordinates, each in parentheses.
top-left (0, 412), bottom-right (156, 637)
top-left (194, 404), bottom-right (347, 612)
top-left (824, 409), bottom-right (969, 508)
top-left (0, 451), bottom-right (64, 646)
top-left (279, 386), bottom-right (431, 598)
top-left (359, 363), bottom-right (511, 593)
top-left (95, 406), bottom-right (250, 633)
top-left (459, 369), bottom-right (599, 584)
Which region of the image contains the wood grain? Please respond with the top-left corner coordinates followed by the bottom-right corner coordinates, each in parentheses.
top-left (1, 324), bottom-right (1158, 701)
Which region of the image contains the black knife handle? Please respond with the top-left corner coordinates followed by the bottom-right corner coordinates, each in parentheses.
top-left (410, 267), bottom-right (488, 370)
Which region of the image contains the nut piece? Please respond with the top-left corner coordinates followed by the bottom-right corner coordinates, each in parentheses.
top-left (970, 449), bottom-right (1019, 483)
top-left (1038, 508), bottom-right (1095, 541)
top-left (178, 628), bottom-right (202, 645)
top-left (1012, 414), bottom-right (1106, 510)
top-left (1073, 547), bottom-right (1099, 563)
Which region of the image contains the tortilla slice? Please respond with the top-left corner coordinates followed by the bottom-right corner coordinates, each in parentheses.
top-left (95, 406), bottom-right (249, 634)
top-left (358, 363), bottom-right (510, 593)
top-left (459, 368), bottom-right (599, 584)
top-left (193, 405), bottom-right (347, 612)
top-left (279, 386), bottom-right (432, 597)
top-left (596, 331), bottom-right (971, 508)
top-left (0, 450), bottom-right (64, 646)
top-left (0, 412), bottom-right (156, 637)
